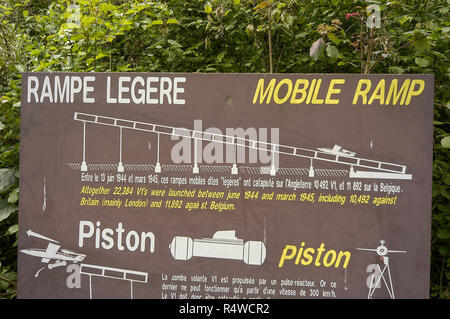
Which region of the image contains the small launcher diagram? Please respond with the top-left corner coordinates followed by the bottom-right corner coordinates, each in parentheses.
top-left (20, 230), bottom-right (148, 299)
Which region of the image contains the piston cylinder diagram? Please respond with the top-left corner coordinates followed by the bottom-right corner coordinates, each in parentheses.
top-left (169, 230), bottom-right (266, 266)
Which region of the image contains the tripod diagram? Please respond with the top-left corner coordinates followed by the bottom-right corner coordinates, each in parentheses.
top-left (357, 240), bottom-right (407, 299)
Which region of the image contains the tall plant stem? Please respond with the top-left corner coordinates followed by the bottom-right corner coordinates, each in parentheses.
top-left (268, 2), bottom-right (273, 73)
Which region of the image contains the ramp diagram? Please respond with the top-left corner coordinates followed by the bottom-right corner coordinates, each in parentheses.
top-left (72, 112), bottom-right (412, 180)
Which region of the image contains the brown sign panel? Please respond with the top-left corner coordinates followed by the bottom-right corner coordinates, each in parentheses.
top-left (18, 73), bottom-right (433, 299)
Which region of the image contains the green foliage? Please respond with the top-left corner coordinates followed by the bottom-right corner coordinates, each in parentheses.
top-left (0, 0), bottom-right (448, 298)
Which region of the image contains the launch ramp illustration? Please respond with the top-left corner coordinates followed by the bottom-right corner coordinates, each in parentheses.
top-left (20, 230), bottom-right (148, 299)
top-left (169, 230), bottom-right (266, 266)
top-left (73, 112), bottom-right (412, 180)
